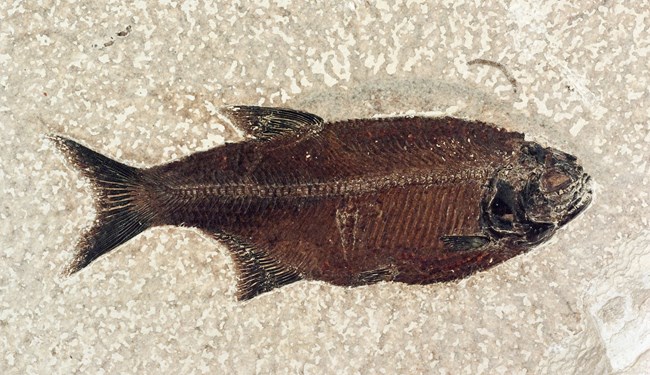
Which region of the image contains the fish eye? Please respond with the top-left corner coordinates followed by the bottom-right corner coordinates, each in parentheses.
top-left (540, 169), bottom-right (572, 193)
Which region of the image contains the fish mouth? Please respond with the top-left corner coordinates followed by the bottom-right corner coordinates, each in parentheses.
top-left (516, 172), bottom-right (591, 245)
top-left (522, 170), bottom-right (592, 227)
top-left (557, 172), bottom-right (592, 226)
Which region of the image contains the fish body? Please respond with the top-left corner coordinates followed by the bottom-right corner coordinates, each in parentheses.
top-left (51, 106), bottom-right (592, 300)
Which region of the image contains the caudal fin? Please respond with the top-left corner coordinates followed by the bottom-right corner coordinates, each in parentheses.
top-left (49, 135), bottom-right (154, 275)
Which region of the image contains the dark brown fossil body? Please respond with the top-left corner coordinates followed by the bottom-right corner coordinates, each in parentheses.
top-left (51, 106), bottom-right (592, 300)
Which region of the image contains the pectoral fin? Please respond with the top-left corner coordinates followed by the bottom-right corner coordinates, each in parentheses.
top-left (211, 232), bottom-right (302, 300)
top-left (354, 265), bottom-right (398, 286)
top-left (441, 235), bottom-right (490, 252)
top-left (222, 105), bottom-right (324, 142)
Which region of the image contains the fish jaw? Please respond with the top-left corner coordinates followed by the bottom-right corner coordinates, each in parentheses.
top-left (480, 143), bottom-right (592, 248)
top-left (521, 145), bottom-right (593, 228)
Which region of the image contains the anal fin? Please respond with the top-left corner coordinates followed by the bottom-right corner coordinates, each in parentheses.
top-left (441, 235), bottom-right (490, 252)
top-left (212, 232), bottom-right (301, 300)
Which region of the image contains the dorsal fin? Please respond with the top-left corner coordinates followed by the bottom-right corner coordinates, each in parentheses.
top-left (221, 105), bottom-right (324, 141)
top-left (210, 232), bottom-right (302, 300)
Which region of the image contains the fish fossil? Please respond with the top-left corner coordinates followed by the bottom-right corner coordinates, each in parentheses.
top-left (50, 106), bottom-right (592, 300)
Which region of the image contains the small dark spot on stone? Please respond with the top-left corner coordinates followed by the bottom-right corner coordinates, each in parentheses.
top-left (467, 58), bottom-right (517, 93)
top-left (117, 25), bottom-right (132, 37)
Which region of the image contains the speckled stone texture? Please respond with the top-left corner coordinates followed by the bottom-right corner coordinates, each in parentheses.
top-left (1, 1), bottom-right (648, 374)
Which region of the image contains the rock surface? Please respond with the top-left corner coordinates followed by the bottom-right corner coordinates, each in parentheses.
top-left (1, 1), bottom-right (648, 374)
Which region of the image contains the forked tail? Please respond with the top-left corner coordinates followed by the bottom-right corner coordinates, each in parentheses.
top-left (49, 135), bottom-right (155, 275)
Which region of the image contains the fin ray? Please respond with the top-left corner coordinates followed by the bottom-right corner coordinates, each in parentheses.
top-left (211, 232), bottom-right (301, 300)
top-left (354, 265), bottom-right (398, 285)
top-left (49, 135), bottom-right (154, 275)
top-left (222, 105), bottom-right (324, 141)
top-left (441, 235), bottom-right (490, 252)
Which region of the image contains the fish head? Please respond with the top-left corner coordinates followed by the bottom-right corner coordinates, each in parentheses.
top-left (483, 143), bottom-right (592, 246)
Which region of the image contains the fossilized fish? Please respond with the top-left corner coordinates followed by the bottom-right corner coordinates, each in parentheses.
top-left (50, 106), bottom-right (592, 300)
